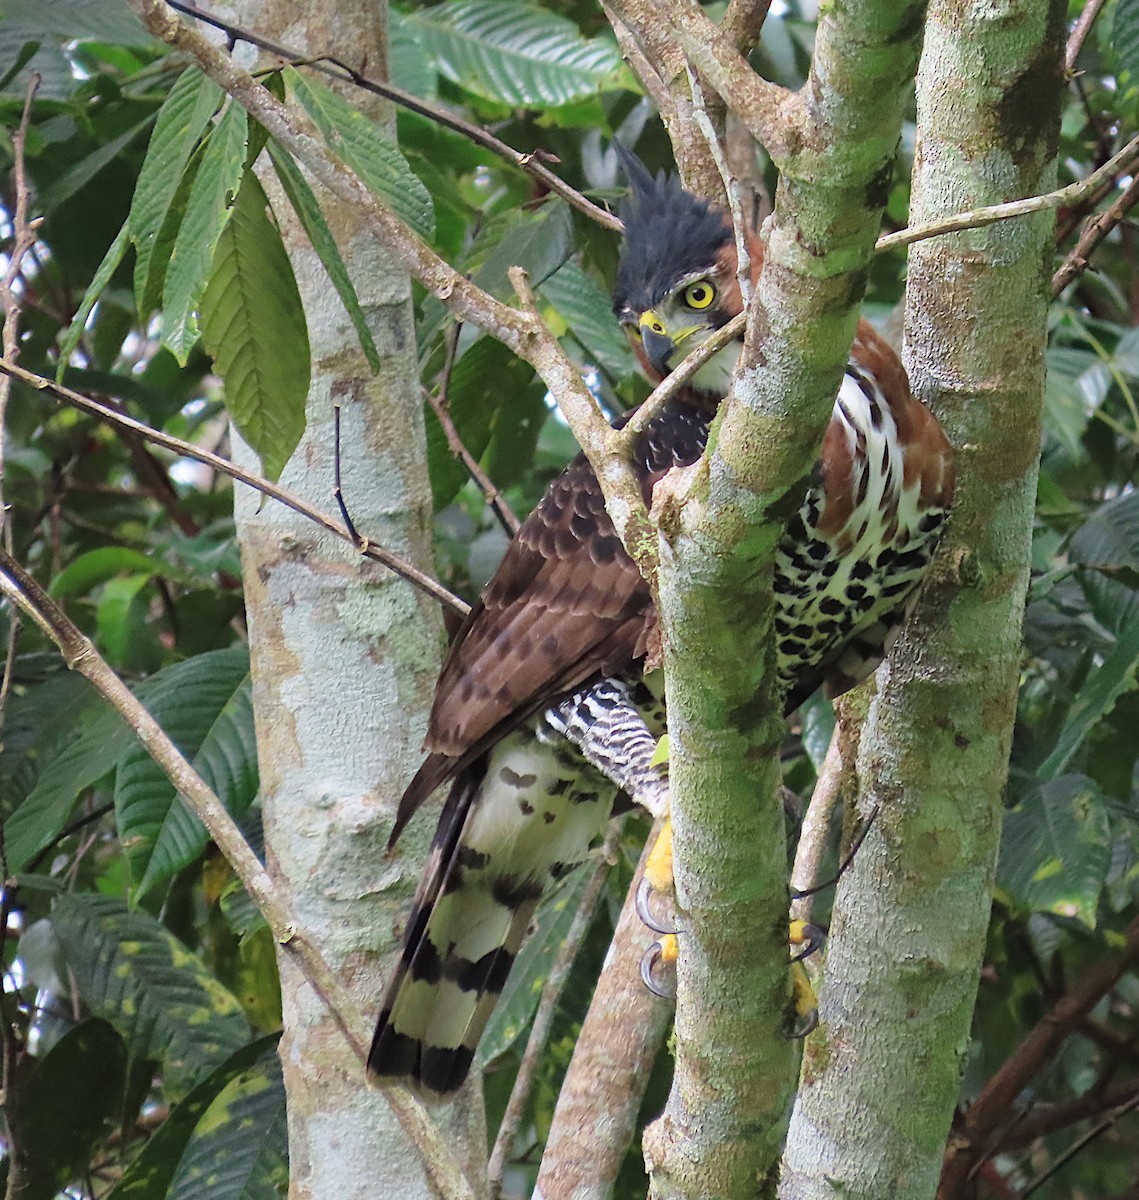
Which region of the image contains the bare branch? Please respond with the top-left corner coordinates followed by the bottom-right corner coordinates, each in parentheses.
top-left (1065, 0), bottom-right (1109, 74)
top-left (487, 824), bottom-right (620, 1196)
top-left (1, 357), bottom-right (470, 617)
top-left (937, 912), bottom-right (1139, 1198)
top-left (789, 731), bottom-right (844, 927)
top-left (877, 135), bottom-right (1139, 254)
top-left (1053, 173), bottom-right (1139, 297)
top-left (720, 0), bottom-right (774, 55)
top-left (536, 819), bottom-right (675, 1198)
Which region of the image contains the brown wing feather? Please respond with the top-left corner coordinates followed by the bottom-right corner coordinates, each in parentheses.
top-left (390, 397), bottom-right (718, 844)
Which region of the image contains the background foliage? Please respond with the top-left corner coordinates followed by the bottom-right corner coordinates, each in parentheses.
top-left (1, 0), bottom-right (1139, 1196)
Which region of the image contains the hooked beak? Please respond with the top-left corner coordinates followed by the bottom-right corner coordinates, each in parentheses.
top-left (638, 311), bottom-right (675, 375)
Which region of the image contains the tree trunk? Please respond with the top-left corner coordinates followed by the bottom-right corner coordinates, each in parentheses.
top-left (225, 0), bottom-right (485, 1194)
top-left (779, 2), bottom-right (1065, 1196)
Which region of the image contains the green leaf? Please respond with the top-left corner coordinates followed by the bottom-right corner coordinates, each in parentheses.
top-left (6, 1019), bottom-right (126, 1200)
top-left (199, 173), bottom-right (309, 482)
top-left (112, 648), bottom-right (257, 896)
top-left (41, 112), bottom-right (157, 211)
top-left (49, 546), bottom-right (198, 597)
top-left (1042, 345), bottom-right (1106, 455)
top-left (97, 573), bottom-right (160, 671)
top-left (51, 893), bottom-right (251, 1100)
top-left (130, 67), bottom-right (225, 318)
top-left (477, 862), bottom-right (593, 1064)
top-left (1070, 491), bottom-right (1139, 585)
top-left (56, 221), bottom-right (130, 377)
top-left (404, 0), bottom-right (621, 107)
top-left (285, 67), bottom-right (434, 238)
top-left (105, 1037), bottom-right (280, 1200)
top-left (389, 9), bottom-right (438, 98)
top-left (267, 139), bottom-right (381, 372)
top-left (540, 260), bottom-right (635, 380)
top-left (167, 1044), bottom-right (287, 1200)
top-left (1113, 0), bottom-right (1139, 85)
top-left (5, 702), bottom-right (132, 873)
top-left (1036, 609), bottom-right (1139, 780)
top-left (998, 775), bottom-right (1111, 927)
top-left (162, 100), bottom-right (250, 364)
top-left (3, 0), bottom-right (155, 47)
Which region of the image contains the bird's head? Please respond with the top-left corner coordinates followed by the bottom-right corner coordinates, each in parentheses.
top-left (611, 142), bottom-right (760, 397)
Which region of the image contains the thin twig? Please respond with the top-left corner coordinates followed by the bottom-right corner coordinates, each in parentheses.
top-left (0, 547), bottom-right (476, 1200)
top-left (617, 311), bottom-right (747, 444)
top-left (1065, 0), bottom-right (1109, 74)
top-left (1053, 173), bottom-right (1139, 298)
top-left (487, 823), bottom-right (621, 1196)
top-left (164, 0), bottom-right (622, 233)
top-left (426, 324), bottom-right (520, 537)
top-left (1, 358), bottom-right (470, 618)
top-left (687, 65), bottom-right (752, 307)
top-left (789, 732), bottom-right (844, 926)
top-left (937, 911), bottom-right (1139, 1199)
top-left (1019, 1089), bottom-right (1139, 1198)
top-left (877, 135), bottom-right (1139, 254)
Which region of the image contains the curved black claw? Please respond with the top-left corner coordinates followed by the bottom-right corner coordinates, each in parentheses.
top-left (783, 1005), bottom-right (819, 1040)
top-left (790, 805), bottom-right (880, 901)
top-left (790, 921), bottom-right (827, 964)
top-left (635, 874), bottom-right (680, 936)
top-left (640, 940), bottom-right (677, 1000)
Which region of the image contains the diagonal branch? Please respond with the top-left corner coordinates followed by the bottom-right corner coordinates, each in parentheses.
top-left (2, 357), bottom-right (469, 617)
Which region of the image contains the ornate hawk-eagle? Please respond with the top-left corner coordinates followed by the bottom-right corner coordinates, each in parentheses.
top-left (368, 147), bottom-right (955, 1101)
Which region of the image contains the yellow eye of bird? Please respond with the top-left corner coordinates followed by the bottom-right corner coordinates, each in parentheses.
top-left (683, 281), bottom-right (715, 310)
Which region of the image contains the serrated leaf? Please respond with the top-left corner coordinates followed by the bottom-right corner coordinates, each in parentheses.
top-left (57, 221), bottom-right (129, 376)
top-left (200, 174), bottom-right (309, 482)
top-left (389, 9), bottom-right (438, 98)
top-left (267, 139), bottom-right (380, 372)
top-left (112, 648), bottom-right (256, 897)
top-left (285, 67), bottom-right (434, 238)
top-left (477, 863), bottom-right (592, 1064)
top-left (998, 775), bottom-right (1111, 927)
top-left (1036, 610), bottom-right (1139, 779)
top-left (162, 100), bottom-right (249, 363)
top-left (168, 1043), bottom-right (287, 1200)
top-left (540, 260), bottom-right (635, 380)
top-left (404, 0), bottom-right (621, 106)
top-left (105, 1037), bottom-right (280, 1200)
top-left (51, 893), bottom-right (250, 1100)
top-left (6, 1019), bottom-right (126, 1200)
top-left (130, 67), bottom-right (225, 318)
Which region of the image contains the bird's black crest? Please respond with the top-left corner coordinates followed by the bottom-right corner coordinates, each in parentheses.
top-left (611, 141), bottom-right (731, 319)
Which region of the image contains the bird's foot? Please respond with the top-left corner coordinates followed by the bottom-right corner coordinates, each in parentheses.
top-left (784, 918), bottom-right (825, 1038)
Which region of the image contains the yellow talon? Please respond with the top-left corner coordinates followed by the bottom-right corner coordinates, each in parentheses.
top-left (658, 932), bottom-right (679, 966)
top-left (790, 961), bottom-right (819, 1037)
top-left (644, 813), bottom-right (673, 893)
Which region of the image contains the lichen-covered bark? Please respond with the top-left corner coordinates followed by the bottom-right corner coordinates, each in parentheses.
top-left (640, 4), bottom-right (928, 1197)
top-left (225, 2), bottom-right (484, 1196)
top-left (779, 3), bottom-right (1066, 1197)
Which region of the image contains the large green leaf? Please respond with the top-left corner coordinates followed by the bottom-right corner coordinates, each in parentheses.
top-left (477, 862), bottom-right (593, 1065)
top-left (403, 1), bottom-right (621, 106)
top-left (162, 100), bottom-right (250, 364)
top-left (267, 140), bottom-right (381, 372)
top-left (998, 775), bottom-right (1111, 928)
top-left (285, 67), bottom-right (434, 239)
top-left (168, 1044), bottom-right (288, 1200)
top-left (2, 0), bottom-right (155, 47)
top-left (4, 1019), bottom-right (126, 1200)
top-left (1112, 0), bottom-right (1139, 85)
top-left (51, 893), bottom-right (251, 1100)
top-left (56, 221), bottom-right (130, 376)
top-left (49, 546), bottom-right (200, 597)
top-left (1036, 607), bottom-right (1139, 780)
top-left (105, 1037), bottom-right (280, 1200)
top-left (5, 701), bottom-right (133, 872)
top-left (200, 173), bottom-right (309, 482)
top-left (540, 260), bottom-right (635, 380)
top-left (1070, 491), bottom-right (1139, 586)
top-left (130, 67), bottom-right (225, 319)
top-left (112, 647), bottom-right (257, 896)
